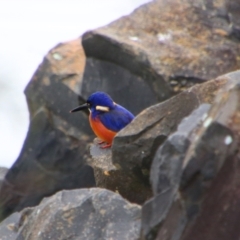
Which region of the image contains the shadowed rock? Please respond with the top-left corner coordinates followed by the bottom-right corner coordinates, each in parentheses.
top-left (181, 71), bottom-right (240, 240)
top-left (0, 108), bottom-right (95, 221)
top-left (227, 0), bottom-right (240, 40)
top-left (141, 70), bottom-right (240, 240)
top-left (0, 40), bottom-right (96, 221)
top-left (0, 168), bottom-right (8, 191)
top-left (1, 0), bottom-right (240, 238)
top-left (0, 188), bottom-right (141, 240)
top-left (0, 211), bottom-right (22, 240)
top-left (142, 104), bottom-right (211, 239)
top-left (87, 75), bottom-right (227, 205)
top-left (25, 39), bottom-right (92, 136)
top-left (111, 75), bottom-right (227, 203)
top-left (89, 139), bottom-right (152, 204)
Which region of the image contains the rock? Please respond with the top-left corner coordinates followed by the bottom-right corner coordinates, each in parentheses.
top-left (0, 40), bottom-right (96, 221)
top-left (25, 39), bottom-right (92, 136)
top-left (81, 0), bottom-right (240, 116)
top-left (110, 74), bottom-right (226, 205)
top-left (86, 75), bottom-right (226, 205)
top-left (0, 211), bottom-right (22, 240)
top-left (0, 167), bottom-right (8, 190)
top-left (0, 108), bottom-right (96, 221)
top-left (142, 104), bottom-right (211, 239)
top-left (181, 71), bottom-right (240, 240)
top-left (112, 91), bottom-right (200, 171)
top-left (227, 0), bottom-right (240, 40)
top-left (141, 70), bottom-right (240, 239)
top-left (1, 1), bottom-right (240, 238)
top-left (0, 188), bottom-right (141, 240)
top-left (88, 139), bottom-right (152, 204)
top-left (181, 154), bottom-right (240, 240)
top-left (81, 50), bottom-right (168, 115)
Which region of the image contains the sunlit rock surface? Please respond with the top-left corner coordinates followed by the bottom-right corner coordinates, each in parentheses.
top-left (0, 189), bottom-right (141, 240)
top-left (81, 0), bottom-right (240, 113)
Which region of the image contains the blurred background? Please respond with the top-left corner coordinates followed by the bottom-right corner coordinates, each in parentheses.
top-left (0, 0), bottom-right (151, 168)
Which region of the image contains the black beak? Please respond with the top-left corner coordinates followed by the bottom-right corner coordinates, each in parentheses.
top-left (70, 103), bottom-right (89, 113)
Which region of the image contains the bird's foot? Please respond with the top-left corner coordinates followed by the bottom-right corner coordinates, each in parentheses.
top-left (97, 140), bottom-right (105, 145)
top-left (100, 143), bottom-right (112, 149)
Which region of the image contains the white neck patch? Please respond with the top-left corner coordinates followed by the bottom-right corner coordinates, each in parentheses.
top-left (96, 105), bottom-right (110, 112)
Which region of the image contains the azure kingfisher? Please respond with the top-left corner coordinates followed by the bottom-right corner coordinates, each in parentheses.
top-left (70, 92), bottom-right (134, 148)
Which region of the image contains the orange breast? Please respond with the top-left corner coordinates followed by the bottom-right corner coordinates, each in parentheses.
top-left (89, 115), bottom-right (117, 144)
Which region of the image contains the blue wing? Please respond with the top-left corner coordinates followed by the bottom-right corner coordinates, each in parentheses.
top-left (98, 104), bottom-right (134, 132)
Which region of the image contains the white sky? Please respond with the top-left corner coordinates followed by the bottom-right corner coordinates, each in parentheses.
top-left (0, 0), bottom-right (151, 167)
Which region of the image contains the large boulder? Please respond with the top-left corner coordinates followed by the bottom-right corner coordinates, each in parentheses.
top-left (141, 70), bottom-right (240, 239)
top-left (25, 39), bottom-right (91, 133)
top-left (81, 0), bottom-right (240, 115)
top-left (0, 167), bottom-right (8, 191)
top-left (181, 71), bottom-right (240, 240)
top-left (0, 188), bottom-right (141, 240)
top-left (0, 40), bottom-right (96, 221)
top-left (86, 73), bottom-right (227, 205)
top-left (1, 2), bottom-right (240, 240)
top-left (88, 139), bottom-right (152, 204)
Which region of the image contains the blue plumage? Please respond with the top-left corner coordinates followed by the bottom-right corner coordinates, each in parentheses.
top-left (70, 91), bottom-right (134, 148)
top-left (98, 104), bottom-right (134, 132)
top-left (87, 92), bottom-right (134, 132)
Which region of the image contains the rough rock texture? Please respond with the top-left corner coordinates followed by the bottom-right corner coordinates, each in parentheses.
top-left (1, 0), bottom-right (240, 239)
top-left (227, 0), bottom-right (240, 40)
top-left (180, 71), bottom-right (240, 240)
top-left (88, 139), bottom-right (152, 204)
top-left (85, 75), bottom-right (226, 205)
top-left (110, 75), bottom-right (226, 204)
top-left (0, 211), bottom-right (22, 240)
top-left (81, 0), bottom-right (240, 116)
top-left (0, 188), bottom-right (141, 240)
top-left (0, 40), bottom-right (96, 221)
top-left (142, 104), bottom-right (211, 239)
top-left (0, 167), bottom-right (8, 190)
top-left (141, 70), bottom-right (240, 239)
top-left (25, 39), bottom-right (90, 132)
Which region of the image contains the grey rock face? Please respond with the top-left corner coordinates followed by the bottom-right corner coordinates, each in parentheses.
top-left (141, 70), bottom-right (240, 240)
top-left (0, 211), bottom-right (22, 240)
top-left (142, 104), bottom-right (211, 239)
top-left (25, 39), bottom-right (92, 137)
top-left (0, 108), bottom-right (95, 221)
top-left (227, 0), bottom-right (240, 40)
top-left (112, 91), bottom-right (200, 171)
top-left (0, 167), bottom-right (8, 190)
top-left (81, 0), bottom-right (240, 114)
top-left (181, 71), bottom-right (240, 240)
top-left (108, 76), bottom-right (227, 206)
top-left (1, 1), bottom-right (240, 239)
top-left (0, 188), bottom-right (141, 240)
top-left (86, 71), bottom-right (235, 207)
top-left (110, 50), bottom-right (232, 174)
top-left (88, 139), bottom-right (152, 205)
top-left (81, 57), bottom-right (162, 115)
top-left (0, 40), bottom-right (96, 221)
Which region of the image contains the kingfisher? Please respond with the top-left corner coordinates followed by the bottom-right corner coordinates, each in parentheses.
top-left (70, 92), bottom-right (134, 148)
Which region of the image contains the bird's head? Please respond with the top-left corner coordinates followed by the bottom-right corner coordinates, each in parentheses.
top-left (70, 91), bottom-right (115, 113)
